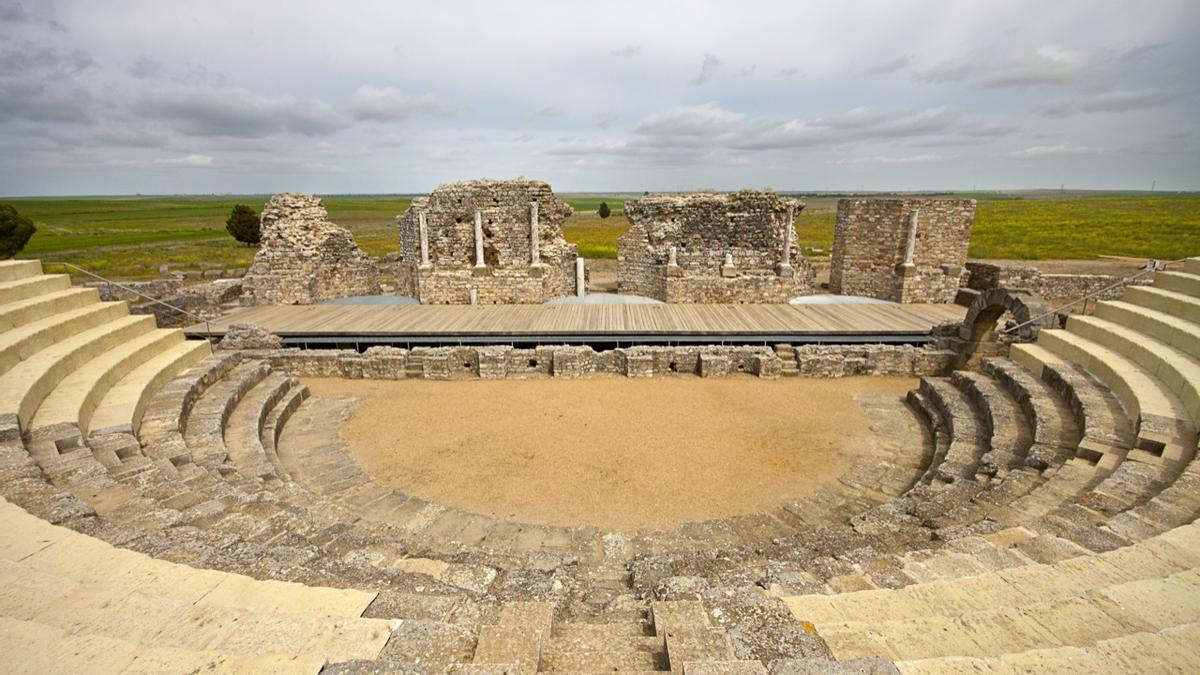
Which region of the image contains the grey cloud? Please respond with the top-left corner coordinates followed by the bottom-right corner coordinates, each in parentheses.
top-left (1037, 88), bottom-right (1181, 117)
top-left (1010, 144), bottom-right (1101, 158)
top-left (610, 45), bottom-right (639, 58)
top-left (692, 53), bottom-right (721, 85)
top-left (776, 67), bottom-right (801, 77)
top-left (528, 106), bottom-right (562, 120)
top-left (920, 47), bottom-right (1092, 88)
top-left (596, 113), bottom-right (618, 130)
top-left (347, 85), bottom-right (460, 122)
top-left (737, 65), bottom-right (756, 78)
top-left (0, 43), bottom-right (95, 79)
top-left (140, 85), bottom-right (347, 137)
top-left (128, 55), bottom-right (162, 79)
top-left (0, 1), bottom-right (65, 31)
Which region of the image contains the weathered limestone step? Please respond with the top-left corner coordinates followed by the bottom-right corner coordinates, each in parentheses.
top-left (1033, 327), bottom-right (1196, 457)
top-left (0, 300), bottom-right (127, 376)
top-left (225, 372), bottom-right (297, 481)
top-left (182, 360), bottom-right (272, 464)
top-left (0, 259), bottom-right (42, 283)
top-left (89, 339), bottom-right (211, 436)
top-left (1040, 362), bottom-right (1134, 469)
top-left (784, 519), bottom-right (1200, 626)
top-left (1097, 299), bottom-right (1200, 359)
top-left (981, 357), bottom-right (1080, 468)
top-left (261, 380), bottom-right (309, 481)
top-left (29, 328), bottom-right (185, 440)
top-left (1124, 284), bottom-right (1200, 327)
top-left (137, 352), bottom-right (242, 448)
top-left (0, 286), bottom-right (100, 332)
top-left (1154, 270), bottom-right (1200, 297)
top-left (1185, 257), bottom-right (1200, 276)
top-left (0, 314), bottom-right (156, 436)
top-left (917, 378), bottom-right (987, 482)
top-left (540, 634), bottom-right (664, 671)
top-left (0, 273), bottom-right (71, 305)
top-left (950, 370), bottom-right (1032, 476)
top-left (1068, 313), bottom-right (1200, 429)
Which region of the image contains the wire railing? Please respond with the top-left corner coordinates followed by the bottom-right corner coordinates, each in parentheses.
top-left (1002, 258), bottom-right (1187, 335)
top-left (45, 261), bottom-right (214, 339)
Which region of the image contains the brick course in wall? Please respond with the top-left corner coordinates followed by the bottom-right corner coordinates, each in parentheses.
top-left (617, 191), bottom-right (814, 303)
top-left (830, 198), bottom-right (975, 303)
top-left (395, 180), bottom-right (579, 304)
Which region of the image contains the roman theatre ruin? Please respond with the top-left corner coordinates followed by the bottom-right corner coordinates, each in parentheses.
top-left (1, 182), bottom-right (1198, 673)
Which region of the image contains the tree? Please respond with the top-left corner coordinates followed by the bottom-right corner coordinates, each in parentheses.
top-left (225, 204), bottom-right (261, 245)
top-left (597, 201), bottom-right (611, 219)
top-left (0, 204), bottom-right (36, 259)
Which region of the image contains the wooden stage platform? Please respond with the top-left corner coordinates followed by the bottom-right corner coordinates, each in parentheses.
top-left (187, 302), bottom-right (967, 346)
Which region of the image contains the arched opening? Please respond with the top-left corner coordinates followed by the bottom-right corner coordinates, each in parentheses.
top-left (957, 288), bottom-right (1054, 368)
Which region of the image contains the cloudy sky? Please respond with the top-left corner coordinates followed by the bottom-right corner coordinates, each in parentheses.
top-left (2, 0), bottom-right (1198, 195)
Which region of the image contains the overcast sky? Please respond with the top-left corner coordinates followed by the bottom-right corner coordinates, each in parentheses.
top-left (2, 0), bottom-right (1198, 195)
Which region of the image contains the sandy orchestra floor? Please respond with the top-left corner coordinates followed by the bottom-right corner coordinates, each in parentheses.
top-left (305, 376), bottom-right (916, 530)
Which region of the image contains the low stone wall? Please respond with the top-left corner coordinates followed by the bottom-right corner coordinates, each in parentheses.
top-left (964, 261), bottom-right (1150, 308)
top-left (90, 278), bottom-right (242, 328)
top-left (249, 343), bottom-right (954, 380)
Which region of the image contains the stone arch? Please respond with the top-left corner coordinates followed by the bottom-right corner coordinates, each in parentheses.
top-left (957, 288), bottom-right (1054, 367)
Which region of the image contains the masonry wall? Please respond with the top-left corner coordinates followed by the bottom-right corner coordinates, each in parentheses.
top-left (617, 191), bottom-right (814, 303)
top-left (395, 180), bottom-right (578, 304)
top-left (241, 193), bottom-right (381, 306)
top-left (252, 343), bottom-right (954, 380)
top-left (830, 198), bottom-right (975, 303)
top-left (964, 261), bottom-right (1152, 309)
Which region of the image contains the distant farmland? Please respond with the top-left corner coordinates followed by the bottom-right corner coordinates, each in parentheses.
top-left (3, 191), bottom-right (1198, 279)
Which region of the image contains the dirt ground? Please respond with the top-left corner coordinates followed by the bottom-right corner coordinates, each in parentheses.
top-left (305, 376), bottom-right (916, 530)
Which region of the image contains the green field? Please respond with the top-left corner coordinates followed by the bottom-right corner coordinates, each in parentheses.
top-left (3, 192), bottom-right (1198, 280)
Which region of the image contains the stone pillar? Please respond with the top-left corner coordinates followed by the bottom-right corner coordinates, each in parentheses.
top-left (667, 245), bottom-right (678, 267)
top-left (901, 209), bottom-right (919, 269)
top-left (721, 252), bottom-right (738, 278)
top-left (469, 288), bottom-right (478, 305)
top-left (529, 201), bottom-right (541, 267)
top-left (474, 209), bottom-right (486, 268)
top-left (576, 257), bottom-right (586, 297)
top-left (778, 203), bottom-right (795, 276)
top-left (418, 211), bottom-right (431, 268)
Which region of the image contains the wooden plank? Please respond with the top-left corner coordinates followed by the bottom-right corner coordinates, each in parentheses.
top-left (188, 301), bottom-right (966, 338)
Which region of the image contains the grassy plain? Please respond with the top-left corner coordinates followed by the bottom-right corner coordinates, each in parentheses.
top-left (3, 191), bottom-right (1197, 279)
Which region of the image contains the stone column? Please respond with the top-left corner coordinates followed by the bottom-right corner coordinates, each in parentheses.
top-left (721, 252), bottom-right (738, 278)
top-left (418, 211), bottom-right (430, 268)
top-left (469, 288), bottom-right (478, 305)
top-left (474, 209), bottom-right (486, 268)
top-left (575, 257), bottom-right (586, 297)
top-left (529, 201), bottom-right (541, 267)
top-left (778, 203), bottom-right (795, 276)
top-left (902, 209), bottom-right (919, 268)
top-left (667, 245), bottom-right (678, 267)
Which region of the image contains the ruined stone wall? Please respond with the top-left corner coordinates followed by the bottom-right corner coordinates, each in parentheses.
top-left (252, 342), bottom-right (953, 380)
top-left (395, 180), bottom-right (578, 304)
top-left (964, 261), bottom-right (1151, 309)
top-left (241, 193), bottom-right (381, 305)
top-left (830, 198), bottom-right (975, 303)
top-left (617, 191), bottom-right (814, 303)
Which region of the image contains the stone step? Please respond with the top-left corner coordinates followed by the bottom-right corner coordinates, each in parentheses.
top-left (1036, 326), bottom-right (1196, 458)
top-left (0, 314), bottom-right (156, 436)
top-left (0, 259), bottom-right (42, 283)
top-left (1068, 313), bottom-right (1200, 432)
top-left (89, 339), bottom-right (211, 437)
top-left (0, 273), bottom-right (71, 306)
top-left (1154, 270), bottom-right (1200, 298)
top-left (950, 370), bottom-right (1032, 476)
top-left (29, 328), bottom-right (186, 440)
top-left (0, 300), bottom-right (127, 376)
top-left (0, 287), bottom-right (101, 333)
top-left (1184, 257), bottom-right (1200, 276)
top-left (1039, 362), bottom-right (1134, 469)
top-left (540, 634), bottom-right (665, 671)
top-left (224, 372), bottom-right (296, 481)
top-left (1123, 284), bottom-right (1200, 327)
top-left (918, 378), bottom-right (987, 482)
top-left (981, 357), bottom-right (1081, 465)
top-left (1097, 299), bottom-right (1200, 358)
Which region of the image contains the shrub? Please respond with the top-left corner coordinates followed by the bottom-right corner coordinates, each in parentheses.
top-left (225, 204), bottom-right (261, 245)
top-left (0, 204), bottom-right (36, 259)
top-left (597, 201), bottom-right (611, 219)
